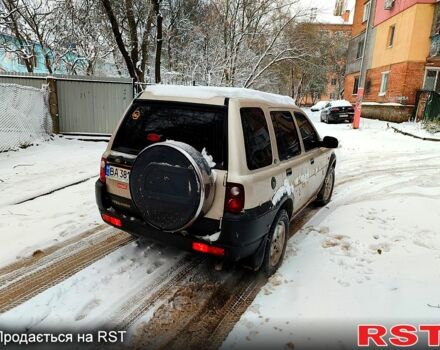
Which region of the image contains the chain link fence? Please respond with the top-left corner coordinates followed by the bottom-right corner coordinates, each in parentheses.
top-left (0, 83), bottom-right (52, 152)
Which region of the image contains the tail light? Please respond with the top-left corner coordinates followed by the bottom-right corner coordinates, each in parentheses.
top-left (102, 214), bottom-right (122, 227)
top-left (225, 183), bottom-right (245, 214)
top-left (192, 242), bottom-right (225, 256)
top-left (147, 133), bottom-right (161, 142)
top-left (99, 157), bottom-right (107, 183)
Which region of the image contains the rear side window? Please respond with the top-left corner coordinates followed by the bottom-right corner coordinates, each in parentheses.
top-left (112, 101), bottom-right (227, 170)
top-left (270, 111), bottom-right (301, 161)
top-left (294, 112), bottom-right (320, 152)
top-left (240, 108), bottom-right (272, 170)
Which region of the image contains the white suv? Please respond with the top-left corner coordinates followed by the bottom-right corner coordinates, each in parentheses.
top-left (96, 85), bottom-right (338, 276)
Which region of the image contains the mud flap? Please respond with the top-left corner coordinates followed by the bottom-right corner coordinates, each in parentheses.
top-left (241, 235), bottom-right (268, 271)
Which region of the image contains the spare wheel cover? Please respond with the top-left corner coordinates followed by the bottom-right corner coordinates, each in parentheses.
top-left (129, 141), bottom-right (215, 232)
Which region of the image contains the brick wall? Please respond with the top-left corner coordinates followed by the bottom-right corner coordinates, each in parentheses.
top-left (352, 0), bottom-right (368, 37)
top-left (363, 61), bottom-right (425, 104)
top-left (344, 73), bottom-right (360, 103)
top-left (361, 104), bottom-right (414, 122)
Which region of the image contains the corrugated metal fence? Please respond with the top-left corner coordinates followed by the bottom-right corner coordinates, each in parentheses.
top-left (0, 72), bottom-right (134, 134)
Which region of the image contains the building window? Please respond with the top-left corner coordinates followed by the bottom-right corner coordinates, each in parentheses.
top-left (423, 68), bottom-right (440, 92)
top-left (356, 39), bottom-right (364, 59)
top-left (331, 78), bottom-right (337, 86)
top-left (388, 25), bottom-right (395, 47)
top-left (379, 71), bottom-right (390, 96)
top-left (363, 1), bottom-right (371, 23)
top-left (353, 76), bottom-right (360, 95)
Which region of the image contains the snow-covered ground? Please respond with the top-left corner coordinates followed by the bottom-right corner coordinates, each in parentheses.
top-left (223, 111), bottom-right (440, 349)
top-left (0, 137), bottom-right (106, 266)
top-left (1, 112), bottom-right (439, 348)
top-left (392, 121), bottom-right (440, 140)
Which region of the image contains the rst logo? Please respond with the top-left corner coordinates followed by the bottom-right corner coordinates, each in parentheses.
top-left (358, 324), bottom-right (440, 347)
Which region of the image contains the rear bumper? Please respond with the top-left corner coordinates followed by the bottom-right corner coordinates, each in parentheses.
top-left (328, 112), bottom-right (354, 121)
top-left (95, 180), bottom-right (270, 262)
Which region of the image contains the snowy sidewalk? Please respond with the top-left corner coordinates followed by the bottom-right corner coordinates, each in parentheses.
top-left (0, 138), bottom-right (106, 266)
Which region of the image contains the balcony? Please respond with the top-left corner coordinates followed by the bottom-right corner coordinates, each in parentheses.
top-left (429, 34), bottom-right (440, 58)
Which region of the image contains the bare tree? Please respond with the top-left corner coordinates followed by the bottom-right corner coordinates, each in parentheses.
top-left (152, 0), bottom-right (163, 83)
top-left (100, 0), bottom-right (153, 82)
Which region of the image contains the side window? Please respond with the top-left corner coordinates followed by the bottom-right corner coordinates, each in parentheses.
top-left (294, 112), bottom-right (320, 152)
top-left (270, 111), bottom-right (301, 161)
top-left (240, 108), bottom-right (273, 170)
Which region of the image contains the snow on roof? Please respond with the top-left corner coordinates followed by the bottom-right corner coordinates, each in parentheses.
top-left (298, 0), bottom-right (354, 25)
top-left (315, 13), bottom-right (347, 24)
top-left (140, 85), bottom-right (296, 106)
top-left (330, 100), bottom-right (352, 107)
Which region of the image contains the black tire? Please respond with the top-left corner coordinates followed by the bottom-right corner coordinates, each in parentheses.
top-left (315, 165), bottom-right (335, 206)
top-left (262, 209), bottom-right (289, 277)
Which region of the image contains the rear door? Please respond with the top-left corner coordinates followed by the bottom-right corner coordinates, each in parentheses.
top-left (269, 110), bottom-right (311, 213)
top-left (293, 111), bottom-right (328, 199)
top-left (107, 100), bottom-right (228, 220)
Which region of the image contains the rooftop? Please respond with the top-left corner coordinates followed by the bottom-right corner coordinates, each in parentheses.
top-left (140, 85), bottom-right (296, 107)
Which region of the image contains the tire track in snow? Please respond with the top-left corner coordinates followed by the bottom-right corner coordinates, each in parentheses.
top-left (0, 226), bottom-right (133, 313)
top-left (113, 254), bottom-right (207, 330)
top-left (336, 164), bottom-right (440, 187)
top-left (126, 208), bottom-right (318, 350)
top-left (0, 224), bottom-right (107, 278)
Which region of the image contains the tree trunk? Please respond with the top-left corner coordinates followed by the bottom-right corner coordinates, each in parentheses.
top-left (125, 0), bottom-right (141, 81)
top-left (140, 10), bottom-right (154, 83)
top-left (152, 0), bottom-right (163, 83)
top-left (101, 0), bottom-right (137, 81)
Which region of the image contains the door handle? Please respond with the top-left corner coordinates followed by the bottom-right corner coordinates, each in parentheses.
top-left (310, 159), bottom-right (315, 165)
top-left (286, 168), bottom-right (292, 176)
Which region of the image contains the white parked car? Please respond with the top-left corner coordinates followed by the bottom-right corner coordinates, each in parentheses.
top-left (96, 85), bottom-right (339, 276)
top-left (310, 101), bottom-right (329, 112)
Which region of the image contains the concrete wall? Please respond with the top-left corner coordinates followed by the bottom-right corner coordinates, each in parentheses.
top-left (374, 0), bottom-right (435, 26)
top-left (371, 3), bottom-right (434, 68)
top-left (361, 103), bottom-right (414, 122)
top-left (345, 32), bottom-right (365, 75)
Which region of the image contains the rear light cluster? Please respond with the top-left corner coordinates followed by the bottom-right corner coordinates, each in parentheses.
top-left (192, 242), bottom-right (224, 256)
top-left (225, 183), bottom-right (245, 214)
top-left (102, 214), bottom-right (122, 227)
top-left (147, 133), bottom-right (161, 142)
top-left (99, 157), bottom-right (107, 183)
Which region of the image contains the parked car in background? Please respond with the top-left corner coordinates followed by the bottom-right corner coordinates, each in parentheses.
top-left (96, 85), bottom-right (339, 276)
top-left (310, 101), bottom-right (329, 112)
top-left (320, 100), bottom-right (354, 123)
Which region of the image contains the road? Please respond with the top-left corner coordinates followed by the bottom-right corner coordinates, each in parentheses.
top-left (1, 110), bottom-right (439, 349)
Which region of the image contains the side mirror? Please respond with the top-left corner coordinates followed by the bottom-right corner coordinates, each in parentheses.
top-left (321, 136), bottom-right (339, 149)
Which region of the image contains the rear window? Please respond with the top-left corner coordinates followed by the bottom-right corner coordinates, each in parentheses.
top-left (240, 108), bottom-right (273, 170)
top-left (112, 100), bottom-right (228, 170)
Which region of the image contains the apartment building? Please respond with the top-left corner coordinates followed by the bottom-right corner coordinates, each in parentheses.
top-left (345, 0), bottom-right (437, 109)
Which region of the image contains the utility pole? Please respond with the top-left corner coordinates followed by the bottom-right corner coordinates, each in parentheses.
top-left (353, 0), bottom-right (375, 129)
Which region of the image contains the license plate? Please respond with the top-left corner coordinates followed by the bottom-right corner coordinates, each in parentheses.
top-left (339, 114), bottom-right (348, 118)
top-left (106, 165), bottom-right (130, 183)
